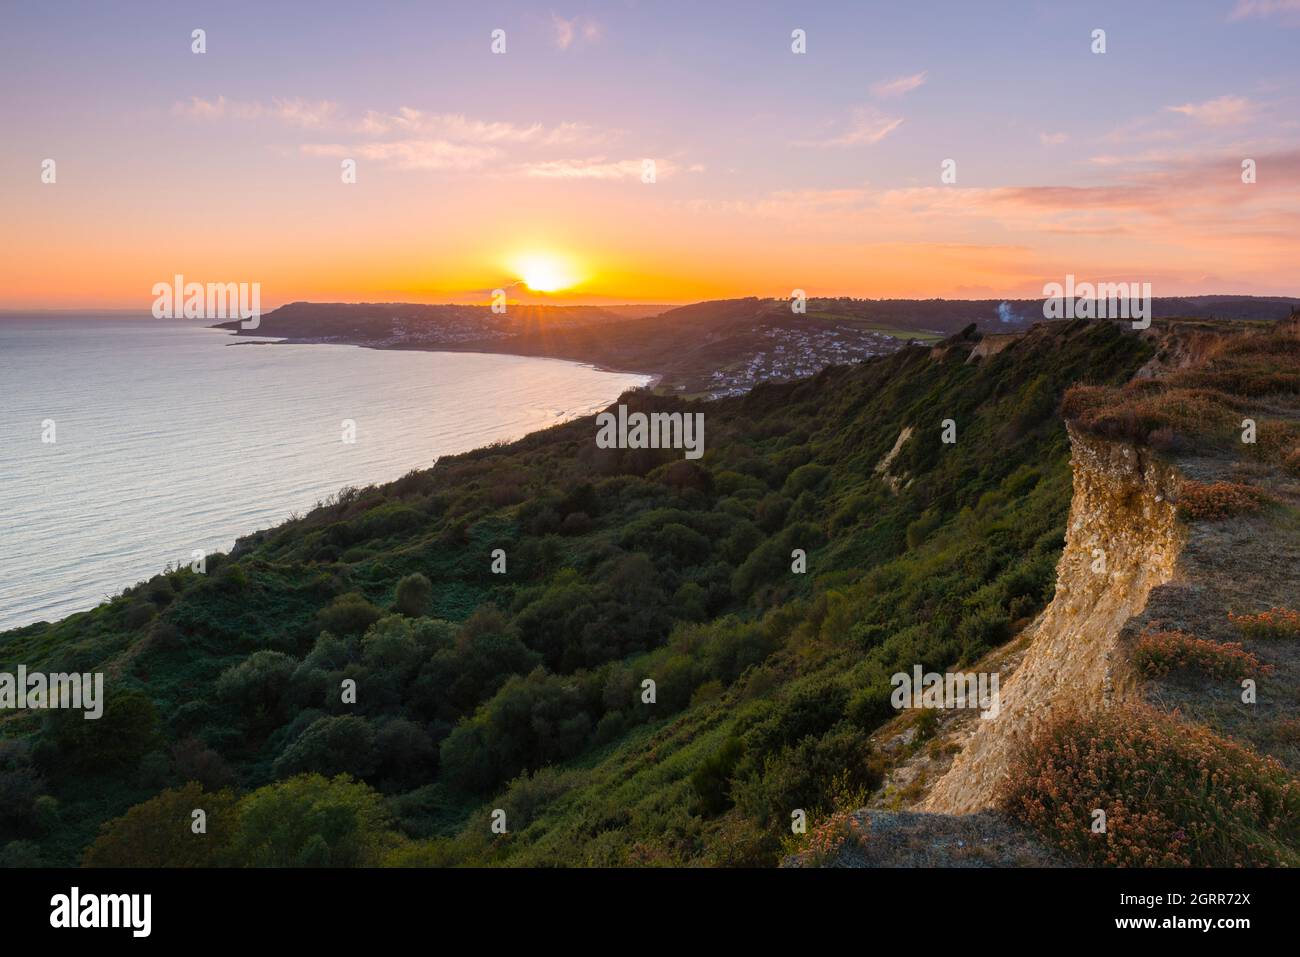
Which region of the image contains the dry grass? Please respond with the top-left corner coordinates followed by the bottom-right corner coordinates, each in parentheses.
top-left (1064, 320), bottom-right (1300, 460)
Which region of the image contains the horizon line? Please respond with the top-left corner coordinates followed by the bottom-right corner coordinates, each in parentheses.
top-left (4, 290), bottom-right (1300, 316)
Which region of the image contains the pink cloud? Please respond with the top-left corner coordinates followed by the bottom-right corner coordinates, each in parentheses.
top-left (795, 106), bottom-right (904, 147)
top-left (1229, 0), bottom-right (1300, 21)
top-left (870, 71), bottom-right (927, 98)
top-left (1166, 95), bottom-right (1257, 126)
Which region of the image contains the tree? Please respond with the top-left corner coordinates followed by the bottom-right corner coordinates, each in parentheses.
top-left (0, 740), bottom-right (44, 825)
top-left (171, 736), bottom-right (234, 790)
top-left (360, 614), bottom-right (426, 679)
top-left (394, 573), bottom-right (433, 617)
top-left (83, 783), bottom-right (237, 867)
top-left (226, 773), bottom-right (394, 867)
top-left (42, 688), bottom-right (162, 773)
top-left (317, 592), bottom-right (383, 636)
top-left (374, 718), bottom-right (436, 788)
top-left (272, 715), bottom-right (376, 780)
top-left (214, 651), bottom-right (295, 728)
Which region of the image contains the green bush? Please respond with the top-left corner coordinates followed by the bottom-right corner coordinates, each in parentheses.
top-left (690, 736), bottom-right (744, 816)
top-left (394, 573), bottom-right (433, 617)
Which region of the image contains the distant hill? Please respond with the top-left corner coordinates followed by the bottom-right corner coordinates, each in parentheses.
top-left (801, 294), bottom-right (1300, 331)
top-left (218, 295), bottom-right (1299, 397)
top-left (219, 298), bottom-right (927, 396)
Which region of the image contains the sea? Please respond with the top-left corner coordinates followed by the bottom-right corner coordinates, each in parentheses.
top-left (0, 316), bottom-right (650, 632)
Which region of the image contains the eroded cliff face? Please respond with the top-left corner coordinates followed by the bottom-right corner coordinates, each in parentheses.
top-left (922, 426), bottom-right (1186, 814)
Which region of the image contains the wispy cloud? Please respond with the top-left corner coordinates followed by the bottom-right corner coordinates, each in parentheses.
top-left (176, 96), bottom-right (630, 173)
top-left (302, 140), bottom-right (500, 171)
top-left (1229, 0), bottom-right (1300, 21)
top-left (679, 147), bottom-right (1300, 290)
top-left (356, 108), bottom-right (599, 145)
top-left (520, 157), bottom-right (680, 180)
top-left (552, 13), bottom-right (601, 50)
top-left (1166, 94), bottom-right (1258, 125)
top-left (870, 71), bottom-right (927, 98)
top-left (1039, 132), bottom-right (1068, 146)
top-left (172, 95), bottom-right (339, 128)
top-left (796, 106), bottom-right (903, 148)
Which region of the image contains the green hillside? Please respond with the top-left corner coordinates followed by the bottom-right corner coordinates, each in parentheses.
top-left (0, 319), bottom-right (1152, 867)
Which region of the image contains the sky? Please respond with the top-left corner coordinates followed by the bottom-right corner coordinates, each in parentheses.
top-left (2, 0), bottom-right (1299, 309)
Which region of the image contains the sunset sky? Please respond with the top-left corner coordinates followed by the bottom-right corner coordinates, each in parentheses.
top-left (3, 0), bottom-right (1299, 309)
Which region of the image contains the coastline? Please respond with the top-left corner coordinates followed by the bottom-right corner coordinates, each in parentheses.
top-left (221, 330), bottom-right (665, 392)
top-left (0, 332), bottom-right (650, 639)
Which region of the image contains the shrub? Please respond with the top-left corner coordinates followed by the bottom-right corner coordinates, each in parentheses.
top-left (0, 741), bottom-right (44, 825)
top-left (393, 573), bottom-right (433, 617)
top-left (798, 809), bottom-right (870, 867)
top-left (143, 617), bottom-right (181, 653)
top-left (170, 736), bottom-right (234, 790)
top-left (690, 736), bottom-right (744, 816)
top-left (272, 715), bottom-right (377, 780)
top-left (0, 841), bottom-right (44, 868)
top-left (1003, 705), bottom-right (1300, 866)
top-left (360, 615), bottom-right (424, 677)
top-left (734, 725), bottom-right (879, 827)
top-left (227, 773), bottom-right (396, 867)
top-left (1285, 446), bottom-right (1300, 476)
top-left (1133, 629), bottom-right (1270, 680)
top-left (215, 651), bottom-right (296, 727)
top-left (42, 688), bottom-right (162, 773)
top-left (1229, 607), bottom-right (1300, 640)
top-left (782, 463), bottom-right (831, 497)
top-left (317, 592), bottom-right (384, 636)
top-left (1176, 481), bottom-right (1269, 521)
top-left (123, 600), bottom-right (156, 630)
top-left (373, 719), bottom-right (436, 788)
top-left (438, 669), bottom-right (594, 793)
top-left (83, 783), bottom-right (238, 867)
top-left (500, 766), bottom-right (584, 829)
top-left (559, 511), bottom-right (593, 535)
top-left (217, 563), bottom-right (249, 592)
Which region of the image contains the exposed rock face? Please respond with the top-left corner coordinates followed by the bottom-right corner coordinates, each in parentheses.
top-left (965, 334), bottom-right (1019, 364)
top-left (874, 426), bottom-right (914, 494)
top-left (922, 426), bottom-right (1185, 813)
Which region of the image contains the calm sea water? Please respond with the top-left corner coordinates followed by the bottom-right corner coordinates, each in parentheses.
top-left (0, 317), bottom-right (650, 632)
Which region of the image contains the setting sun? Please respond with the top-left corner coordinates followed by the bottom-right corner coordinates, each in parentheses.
top-left (512, 251), bottom-right (581, 293)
